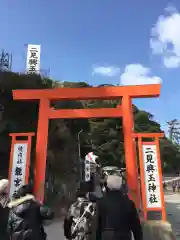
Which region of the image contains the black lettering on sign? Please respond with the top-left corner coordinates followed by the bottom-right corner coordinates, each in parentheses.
top-left (148, 174), bottom-right (156, 182)
top-left (14, 178), bottom-right (22, 188)
top-left (146, 164), bottom-right (155, 173)
top-left (149, 194), bottom-right (158, 204)
top-left (148, 183), bottom-right (157, 192)
top-left (15, 167), bottom-right (22, 176)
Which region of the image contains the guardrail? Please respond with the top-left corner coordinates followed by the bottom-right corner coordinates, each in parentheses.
top-left (163, 177), bottom-right (180, 184)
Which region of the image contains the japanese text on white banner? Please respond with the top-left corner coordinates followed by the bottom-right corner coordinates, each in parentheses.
top-left (85, 155), bottom-right (91, 182)
top-left (143, 144), bottom-right (162, 209)
top-left (26, 44), bottom-right (41, 74)
top-left (9, 143), bottom-right (28, 199)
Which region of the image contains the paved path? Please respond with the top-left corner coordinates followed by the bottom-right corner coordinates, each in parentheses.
top-left (45, 220), bottom-right (134, 240)
top-left (46, 192), bottom-right (180, 240)
top-left (45, 186), bottom-right (103, 240)
top-left (165, 192), bottom-right (180, 239)
top-left (45, 220), bottom-right (64, 240)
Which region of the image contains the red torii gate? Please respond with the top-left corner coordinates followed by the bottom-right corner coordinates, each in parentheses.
top-left (12, 84), bottom-right (161, 208)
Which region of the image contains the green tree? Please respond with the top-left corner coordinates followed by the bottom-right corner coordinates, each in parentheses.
top-left (1, 71), bottom-right (179, 196)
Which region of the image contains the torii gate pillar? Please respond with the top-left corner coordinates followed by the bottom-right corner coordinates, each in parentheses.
top-left (122, 96), bottom-right (140, 205)
top-left (34, 99), bottom-right (50, 200)
top-left (12, 84), bottom-right (161, 206)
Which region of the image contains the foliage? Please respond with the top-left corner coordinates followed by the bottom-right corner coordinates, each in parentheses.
top-left (0, 71), bottom-right (179, 183)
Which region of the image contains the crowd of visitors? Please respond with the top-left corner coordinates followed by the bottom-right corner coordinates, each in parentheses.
top-left (0, 174), bottom-right (143, 240)
top-left (64, 175), bottom-right (143, 240)
top-left (163, 180), bottom-right (180, 193)
top-left (0, 179), bottom-right (53, 240)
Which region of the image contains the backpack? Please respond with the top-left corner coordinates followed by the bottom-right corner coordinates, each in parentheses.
top-left (70, 198), bottom-right (94, 237)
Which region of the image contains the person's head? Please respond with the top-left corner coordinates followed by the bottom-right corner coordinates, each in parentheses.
top-left (15, 184), bottom-right (33, 199)
top-left (76, 181), bottom-right (89, 198)
top-left (0, 179), bottom-right (9, 195)
top-left (106, 175), bottom-right (122, 191)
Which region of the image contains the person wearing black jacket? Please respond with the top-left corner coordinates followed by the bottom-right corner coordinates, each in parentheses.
top-left (7, 184), bottom-right (54, 240)
top-left (0, 179), bottom-right (9, 240)
top-left (64, 181), bottom-right (95, 240)
top-left (96, 175), bottom-right (143, 240)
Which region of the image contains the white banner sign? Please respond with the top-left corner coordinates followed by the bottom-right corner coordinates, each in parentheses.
top-left (84, 155), bottom-right (91, 182)
top-left (9, 143), bottom-right (28, 199)
top-left (142, 144), bottom-right (162, 209)
top-left (87, 152), bottom-right (98, 164)
top-left (26, 44), bottom-right (41, 74)
top-left (84, 152), bottom-right (99, 181)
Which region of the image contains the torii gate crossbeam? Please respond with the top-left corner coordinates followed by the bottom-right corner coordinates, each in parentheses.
top-left (12, 84), bottom-right (161, 207)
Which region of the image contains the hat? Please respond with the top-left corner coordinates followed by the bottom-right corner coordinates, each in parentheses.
top-left (106, 175), bottom-right (122, 190)
top-left (15, 184), bottom-right (33, 198)
top-left (0, 179), bottom-right (9, 194)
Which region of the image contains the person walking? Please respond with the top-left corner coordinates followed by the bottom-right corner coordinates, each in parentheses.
top-left (172, 181), bottom-right (176, 193)
top-left (63, 181), bottom-right (95, 240)
top-left (7, 184), bottom-right (54, 240)
top-left (0, 179), bottom-right (9, 207)
top-left (0, 179), bottom-right (9, 240)
top-left (95, 175), bottom-right (143, 240)
top-left (163, 182), bottom-right (167, 191)
top-left (177, 181), bottom-right (180, 192)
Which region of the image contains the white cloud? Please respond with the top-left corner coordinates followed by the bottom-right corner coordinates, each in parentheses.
top-left (163, 56), bottom-right (180, 68)
top-left (120, 64), bottom-right (162, 85)
top-left (92, 66), bottom-right (120, 77)
top-left (150, 4), bottom-right (180, 68)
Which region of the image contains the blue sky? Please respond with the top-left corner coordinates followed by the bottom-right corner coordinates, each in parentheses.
top-left (1, 0), bottom-right (180, 133)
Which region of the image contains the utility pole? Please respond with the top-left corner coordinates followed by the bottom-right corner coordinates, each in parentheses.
top-left (77, 129), bottom-right (83, 180)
